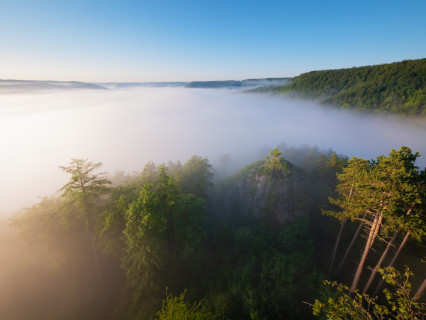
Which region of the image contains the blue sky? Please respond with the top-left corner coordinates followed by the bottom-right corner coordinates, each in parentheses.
top-left (1, 0), bottom-right (425, 82)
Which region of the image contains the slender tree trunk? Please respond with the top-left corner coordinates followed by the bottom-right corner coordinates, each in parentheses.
top-left (413, 277), bottom-right (426, 301)
top-left (373, 231), bottom-right (410, 296)
top-left (369, 213), bottom-right (382, 250)
top-left (329, 219), bottom-right (346, 274)
top-left (362, 226), bottom-right (400, 294)
top-left (350, 213), bottom-right (381, 292)
top-left (329, 184), bottom-right (354, 274)
top-left (336, 212), bottom-right (367, 274)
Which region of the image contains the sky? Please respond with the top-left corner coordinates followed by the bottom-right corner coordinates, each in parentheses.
top-left (1, 0), bottom-right (425, 82)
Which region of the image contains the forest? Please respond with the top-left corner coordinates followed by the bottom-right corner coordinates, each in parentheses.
top-left (2, 145), bottom-right (425, 320)
top-left (254, 59), bottom-right (426, 116)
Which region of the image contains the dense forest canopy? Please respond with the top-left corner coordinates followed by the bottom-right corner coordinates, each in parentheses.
top-left (254, 59), bottom-right (426, 116)
top-left (2, 146), bottom-right (425, 320)
top-left (1, 62), bottom-right (425, 320)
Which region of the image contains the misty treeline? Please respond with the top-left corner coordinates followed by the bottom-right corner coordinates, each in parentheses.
top-left (255, 58), bottom-right (426, 116)
top-left (3, 145), bottom-right (425, 319)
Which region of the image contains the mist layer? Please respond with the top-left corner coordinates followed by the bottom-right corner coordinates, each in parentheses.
top-left (1, 87), bottom-right (425, 215)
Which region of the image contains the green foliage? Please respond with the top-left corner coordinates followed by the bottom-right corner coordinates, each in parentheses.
top-left (323, 157), bottom-right (371, 221)
top-left (59, 158), bottom-right (111, 232)
top-left (123, 166), bottom-right (206, 318)
top-left (156, 290), bottom-right (217, 320)
top-left (324, 147), bottom-right (425, 237)
top-left (11, 197), bottom-right (80, 269)
top-left (98, 186), bottom-right (135, 257)
top-left (208, 216), bottom-right (322, 320)
top-left (256, 59), bottom-right (426, 115)
top-left (8, 148), bottom-right (423, 320)
top-left (373, 147), bottom-right (425, 238)
top-left (60, 158), bottom-right (111, 207)
top-left (312, 267), bottom-right (426, 319)
top-left (170, 155), bottom-right (213, 198)
top-left (322, 146), bottom-right (425, 294)
top-left (264, 148), bottom-right (290, 179)
top-left (174, 194), bottom-right (205, 255)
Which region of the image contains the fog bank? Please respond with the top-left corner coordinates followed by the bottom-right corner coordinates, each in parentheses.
top-left (1, 87), bottom-right (425, 216)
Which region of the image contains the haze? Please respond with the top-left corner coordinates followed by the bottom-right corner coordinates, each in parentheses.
top-left (1, 87), bottom-right (425, 216)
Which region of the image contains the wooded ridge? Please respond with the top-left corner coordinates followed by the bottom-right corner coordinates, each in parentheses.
top-left (253, 58), bottom-right (426, 116)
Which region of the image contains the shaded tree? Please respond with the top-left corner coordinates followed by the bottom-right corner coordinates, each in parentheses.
top-left (59, 158), bottom-right (111, 289)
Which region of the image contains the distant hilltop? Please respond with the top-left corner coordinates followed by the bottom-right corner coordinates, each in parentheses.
top-left (0, 78), bottom-right (291, 92)
top-left (98, 82), bottom-right (188, 89)
top-left (0, 80), bottom-right (106, 92)
top-left (185, 78), bottom-right (290, 88)
top-left (0, 80), bottom-right (191, 92)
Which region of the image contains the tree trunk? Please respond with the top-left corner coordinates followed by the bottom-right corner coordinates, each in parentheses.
top-left (329, 184), bottom-right (354, 274)
top-left (336, 212), bottom-right (367, 274)
top-left (373, 231), bottom-right (410, 296)
top-left (369, 213), bottom-right (382, 250)
top-left (350, 213), bottom-right (381, 292)
top-left (413, 277), bottom-right (426, 301)
top-left (329, 219), bottom-right (346, 274)
top-left (362, 226), bottom-right (400, 294)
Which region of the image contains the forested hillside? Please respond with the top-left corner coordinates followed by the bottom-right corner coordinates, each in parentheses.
top-left (2, 147), bottom-right (425, 320)
top-left (254, 59), bottom-right (426, 115)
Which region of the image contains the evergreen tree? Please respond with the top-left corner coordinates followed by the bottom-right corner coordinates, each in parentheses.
top-left (325, 147), bottom-right (424, 292)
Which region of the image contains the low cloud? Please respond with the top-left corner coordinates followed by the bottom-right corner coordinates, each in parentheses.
top-left (1, 87), bottom-right (425, 215)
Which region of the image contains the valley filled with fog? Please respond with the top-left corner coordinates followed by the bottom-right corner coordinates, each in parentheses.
top-left (1, 86), bottom-right (425, 216)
